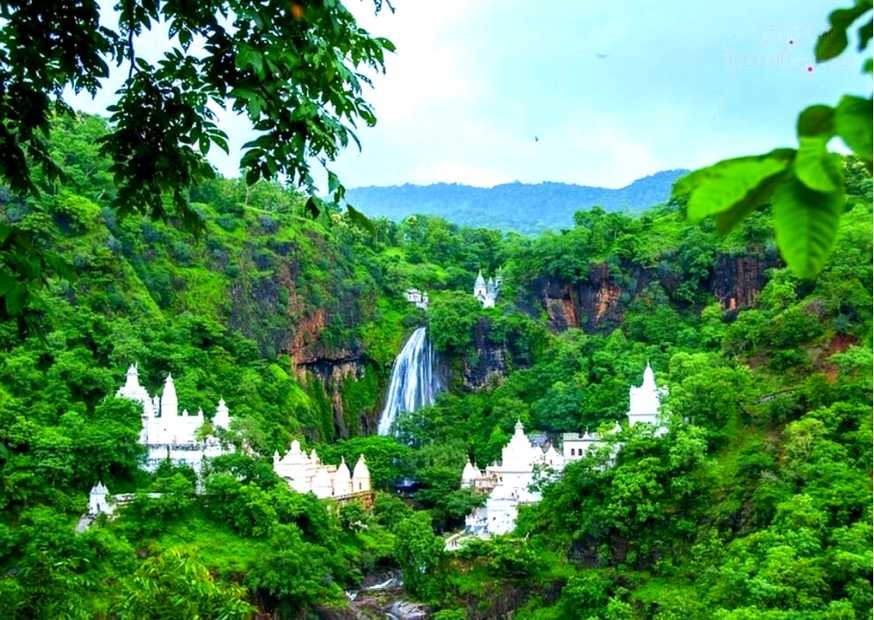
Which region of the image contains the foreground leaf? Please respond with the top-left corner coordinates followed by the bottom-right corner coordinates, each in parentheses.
top-left (674, 152), bottom-right (792, 223)
top-left (796, 104), bottom-right (835, 138)
top-left (794, 136), bottom-right (842, 192)
top-left (834, 95), bottom-right (873, 162)
top-left (346, 205), bottom-right (376, 236)
top-left (772, 175), bottom-right (845, 278)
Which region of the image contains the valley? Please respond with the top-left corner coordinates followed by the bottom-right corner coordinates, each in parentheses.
top-left (0, 116), bottom-right (870, 618)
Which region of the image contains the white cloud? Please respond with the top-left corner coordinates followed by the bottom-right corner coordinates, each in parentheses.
top-left (407, 161), bottom-right (513, 187)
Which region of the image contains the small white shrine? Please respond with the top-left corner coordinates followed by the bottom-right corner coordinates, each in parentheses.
top-left (88, 481), bottom-right (114, 516)
top-left (460, 363), bottom-right (666, 536)
top-left (273, 440), bottom-right (371, 499)
top-left (404, 288), bottom-right (430, 310)
top-left (473, 269), bottom-right (501, 308)
top-left (116, 364), bottom-right (235, 472)
top-left (627, 362), bottom-right (667, 432)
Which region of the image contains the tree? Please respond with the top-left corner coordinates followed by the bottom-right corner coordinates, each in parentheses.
top-left (0, 0), bottom-right (394, 316)
top-left (245, 524), bottom-right (343, 614)
top-left (393, 512), bottom-right (445, 600)
top-left (673, 2), bottom-right (872, 278)
top-left (115, 549), bottom-right (253, 619)
top-left (428, 291), bottom-right (482, 353)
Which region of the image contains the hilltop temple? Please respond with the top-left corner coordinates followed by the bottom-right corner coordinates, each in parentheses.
top-left (273, 440), bottom-right (371, 499)
top-left (116, 364), bottom-right (236, 472)
top-left (461, 363), bottom-right (666, 536)
top-left (473, 269), bottom-right (501, 308)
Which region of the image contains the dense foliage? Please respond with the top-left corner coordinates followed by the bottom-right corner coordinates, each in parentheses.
top-left (0, 0), bottom-right (394, 319)
top-left (674, 0), bottom-right (872, 278)
top-left (0, 116), bottom-right (870, 618)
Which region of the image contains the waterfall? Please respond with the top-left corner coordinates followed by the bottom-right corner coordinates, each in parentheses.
top-left (377, 327), bottom-right (442, 435)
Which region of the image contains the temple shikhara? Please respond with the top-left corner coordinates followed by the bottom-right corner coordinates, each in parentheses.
top-left (85, 366), bottom-right (372, 524)
top-left (273, 440), bottom-right (371, 499)
top-left (473, 269), bottom-right (501, 308)
top-left (116, 364), bottom-right (235, 472)
top-left (460, 363), bottom-right (666, 536)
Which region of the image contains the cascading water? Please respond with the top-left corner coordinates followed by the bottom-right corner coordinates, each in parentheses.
top-left (377, 327), bottom-right (442, 435)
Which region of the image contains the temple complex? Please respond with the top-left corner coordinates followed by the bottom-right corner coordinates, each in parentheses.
top-left (404, 288), bottom-right (430, 310)
top-left (273, 440), bottom-right (371, 499)
top-left (116, 364), bottom-right (235, 472)
top-left (460, 363), bottom-right (666, 536)
top-left (462, 419), bottom-right (564, 535)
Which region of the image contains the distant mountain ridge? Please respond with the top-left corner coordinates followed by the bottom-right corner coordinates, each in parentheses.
top-left (345, 169), bottom-right (689, 233)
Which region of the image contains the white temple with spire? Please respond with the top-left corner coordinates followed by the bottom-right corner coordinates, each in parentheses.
top-left (272, 440), bottom-right (371, 499)
top-left (473, 269), bottom-right (501, 308)
top-left (627, 361), bottom-right (667, 431)
top-left (462, 420), bottom-right (564, 535)
top-left (461, 363), bottom-right (667, 536)
top-left (116, 364), bottom-right (235, 472)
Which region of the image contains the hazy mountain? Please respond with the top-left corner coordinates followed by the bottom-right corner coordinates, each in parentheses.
top-left (345, 169), bottom-right (689, 233)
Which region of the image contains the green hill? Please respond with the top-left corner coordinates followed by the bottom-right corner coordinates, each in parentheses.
top-left (0, 115), bottom-right (870, 619)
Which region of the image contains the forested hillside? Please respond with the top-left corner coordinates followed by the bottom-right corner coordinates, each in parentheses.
top-left (345, 170), bottom-right (688, 234)
top-left (0, 116), bottom-right (871, 618)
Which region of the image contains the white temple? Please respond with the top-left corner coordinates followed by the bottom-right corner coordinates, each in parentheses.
top-left (627, 362), bottom-right (667, 432)
top-left (88, 482), bottom-right (114, 516)
top-left (273, 440), bottom-right (371, 499)
top-left (404, 288), bottom-right (429, 310)
top-left (462, 420), bottom-right (564, 535)
top-left (116, 364), bottom-right (235, 472)
top-left (473, 269), bottom-right (501, 308)
top-left (461, 363), bottom-right (666, 536)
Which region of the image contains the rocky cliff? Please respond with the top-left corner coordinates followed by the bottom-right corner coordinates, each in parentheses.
top-left (534, 249), bottom-right (782, 333)
top-left (462, 318), bottom-right (509, 390)
top-left (225, 239), bottom-right (384, 440)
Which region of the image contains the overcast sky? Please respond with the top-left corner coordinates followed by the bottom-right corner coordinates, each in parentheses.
top-left (69, 0), bottom-right (870, 189)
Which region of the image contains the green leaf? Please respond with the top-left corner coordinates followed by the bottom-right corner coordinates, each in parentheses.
top-left (346, 205), bottom-right (375, 236)
top-left (816, 3), bottom-right (872, 61)
top-left (714, 172), bottom-right (785, 234)
top-left (4, 283), bottom-right (26, 315)
top-left (772, 174), bottom-right (845, 278)
top-left (794, 136), bottom-right (842, 192)
top-left (858, 17), bottom-right (873, 49)
top-left (327, 171), bottom-right (341, 194)
top-left (816, 27), bottom-right (849, 61)
top-left (674, 152), bottom-right (791, 223)
top-left (834, 95), bottom-right (873, 161)
top-left (304, 197), bottom-right (321, 218)
top-left (0, 269), bottom-right (15, 296)
top-left (796, 105), bottom-right (834, 138)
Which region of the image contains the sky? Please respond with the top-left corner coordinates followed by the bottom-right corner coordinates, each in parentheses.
top-left (69, 0), bottom-right (871, 190)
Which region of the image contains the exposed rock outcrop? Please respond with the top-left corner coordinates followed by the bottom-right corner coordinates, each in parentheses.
top-left (226, 249), bottom-right (380, 439)
top-left (535, 263), bottom-right (629, 333)
top-left (711, 250), bottom-right (781, 312)
top-left (462, 318), bottom-right (509, 390)
top-left (534, 249), bottom-right (782, 333)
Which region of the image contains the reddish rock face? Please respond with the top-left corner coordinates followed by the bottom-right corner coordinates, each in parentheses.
top-left (711, 253), bottom-right (781, 312)
top-left (538, 263), bottom-right (629, 333)
top-left (535, 250), bottom-right (782, 334)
